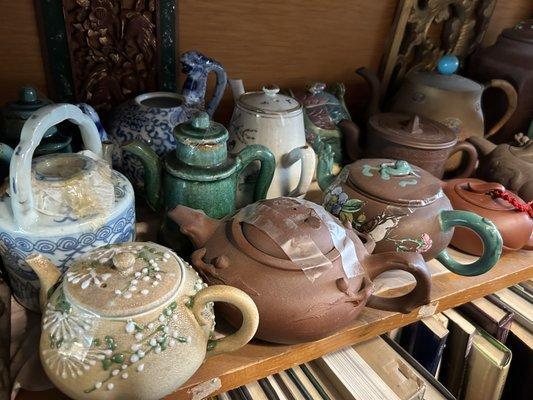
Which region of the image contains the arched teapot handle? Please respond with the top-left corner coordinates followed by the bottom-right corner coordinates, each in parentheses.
top-left (483, 79), bottom-right (518, 139)
top-left (365, 252), bottom-right (432, 314)
top-left (283, 145), bottom-right (316, 197)
top-left (10, 104), bottom-right (102, 230)
top-left (191, 285), bottom-right (259, 357)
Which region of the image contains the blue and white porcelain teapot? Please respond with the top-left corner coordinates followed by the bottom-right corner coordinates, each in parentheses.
top-left (0, 104), bottom-right (135, 311)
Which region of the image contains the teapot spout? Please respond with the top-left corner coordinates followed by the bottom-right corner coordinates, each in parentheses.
top-left (339, 120), bottom-right (363, 161)
top-left (467, 136), bottom-right (497, 157)
top-left (229, 78), bottom-right (245, 102)
top-left (356, 67), bottom-right (381, 119)
top-left (167, 205), bottom-right (221, 248)
top-left (26, 254), bottom-right (61, 311)
top-left (315, 139), bottom-right (337, 191)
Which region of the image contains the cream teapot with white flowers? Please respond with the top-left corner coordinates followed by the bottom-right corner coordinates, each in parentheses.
top-left (26, 242), bottom-right (259, 400)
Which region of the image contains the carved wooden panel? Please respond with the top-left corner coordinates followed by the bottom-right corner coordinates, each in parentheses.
top-left (35, 0), bottom-right (177, 113)
top-left (380, 0), bottom-right (496, 97)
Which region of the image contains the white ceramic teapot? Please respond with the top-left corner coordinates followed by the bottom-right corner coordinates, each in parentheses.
top-left (26, 242), bottom-right (258, 400)
top-left (229, 80), bottom-right (316, 207)
top-left (0, 104), bottom-right (135, 311)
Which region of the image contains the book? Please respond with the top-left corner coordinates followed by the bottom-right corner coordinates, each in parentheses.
top-left (458, 297), bottom-right (514, 343)
top-left (439, 309), bottom-right (476, 397)
top-left (501, 322), bottom-right (532, 400)
top-left (463, 329), bottom-right (512, 400)
top-left (265, 375), bottom-right (288, 400)
top-left (244, 380), bottom-right (269, 400)
top-left (399, 315), bottom-right (450, 376)
top-left (258, 377), bottom-right (282, 400)
top-left (285, 368), bottom-right (313, 400)
top-left (290, 365), bottom-right (326, 400)
top-left (354, 336), bottom-right (426, 400)
top-left (300, 362), bottom-right (343, 400)
top-left (276, 371), bottom-right (306, 400)
top-left (314, 346), bottom-right (401, 400)
top-left (517, 280), bottom-right (533, 296)
top-left (383, 335), bottom-right (456, 400)
top-left (510, 282), bottom-right (533, 303)
top-left (489, 287), bottom-right (533, 332)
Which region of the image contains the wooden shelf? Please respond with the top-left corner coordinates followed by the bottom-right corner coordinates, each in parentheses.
top-left (18, 249), bottom-right (533, 400)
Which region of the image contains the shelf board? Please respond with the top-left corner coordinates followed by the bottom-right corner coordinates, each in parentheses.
top-left (18, 249), bottom-right (532, 400)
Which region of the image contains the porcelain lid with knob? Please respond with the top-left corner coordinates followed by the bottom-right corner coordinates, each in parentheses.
top-left (368, 113), bottom-right (457, 149)
top-left (346, 159), bottom-right (443, 207)
top-left (236, 85), bottom-right (302, 115)
top-left (64, 242), bottom-right (185, 318)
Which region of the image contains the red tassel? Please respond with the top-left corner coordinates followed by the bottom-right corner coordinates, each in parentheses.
top-left (488, 189), bottom-right (533, 219)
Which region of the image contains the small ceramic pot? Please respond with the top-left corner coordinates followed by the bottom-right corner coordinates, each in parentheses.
top-left (318, 158), bottom-right (503, 276)
top-left (443, 178), bottom-right (533, 255)
top-left (107, 51), bottom-right (227, 189)
top-left (342, 113), bottom-right (478, 178)
top-left (27, 242), bottom-right (258, 400)
top-left (229, 81), bottom-right (316, 207)
top-left (169, 197), bottom-right (432, 344)
top-left (0, 104), bottom-right (135, 311)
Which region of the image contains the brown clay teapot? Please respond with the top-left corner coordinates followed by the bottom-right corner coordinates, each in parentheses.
top-left (317, 158), bottom-right (503, 276)
top-left (468, 134), bottom-right (533, 202)
top-left (168, 197), bottom-right (432, 344)
top-left (341, 112), bottom-right (478, 178)
top-left (442, 179), bottom-right (533, 255)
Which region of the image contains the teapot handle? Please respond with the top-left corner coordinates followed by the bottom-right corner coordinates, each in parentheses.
top-left (365, 252), bottom-right (432, 314)
top-left (483, 79), bottom-right (518, 139)
top-left (437, 210), bottom-right (502, 276)
top-left (283, 145), bottom-right (316, 197)
top-left (10, 104), bottom-right (102, 229)
top-left (234, 144), bottom-right (276, 202)
top-left (445, 140), bottom-right (478, 179)
top-left (191, 285), bottom-right (259, 357)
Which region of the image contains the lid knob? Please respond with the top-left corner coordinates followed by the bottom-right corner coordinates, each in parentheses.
top-left (405, 115), bottom-right (423, 134)
top-left (113, 252), bottom-right (136, 274)
top-left (308, 82), bottom-right (326, 94)
top-left (191, 111), bottom-right (211, 130)
top-left (437, 55), bottom-right (459, 75)
top-left (18, 86), bottom-right (38, 104)
top-left (262, 85), bottom-right (280, 96)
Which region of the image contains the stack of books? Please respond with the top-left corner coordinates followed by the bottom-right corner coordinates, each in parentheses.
top-left (215, 281), bottom-right (531, 400)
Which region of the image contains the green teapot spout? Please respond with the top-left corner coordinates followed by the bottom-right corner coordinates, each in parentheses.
top-left (315, 139), bottom-right (337, 191)
top-left (122, 141), bottom-right (162, 211)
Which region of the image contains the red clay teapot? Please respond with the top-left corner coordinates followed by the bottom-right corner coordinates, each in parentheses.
top-left (169, 197), bottom-right (432, 344)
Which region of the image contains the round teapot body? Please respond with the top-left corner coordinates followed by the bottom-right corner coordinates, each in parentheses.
top-left (390, 77), bottom-right (485, 142)
top-left (107, 92), bottom-right (198, 190)
top-left (228, 89), bottom-right (313, 207)
top-left (39, 245), bottom-right (215, 400)
top-left (322, 168), bottom-right (451, 261)
top-left (0, 168), bottom-right (135, 311)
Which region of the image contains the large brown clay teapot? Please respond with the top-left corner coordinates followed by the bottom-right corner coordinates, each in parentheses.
top-left (317, 158), bottom-right (503, 276)
top-left (169, 198), bottom-right (432, 344)
top-left (468, 134), bottom-right (533, 202)
top-left (442, 179), bottom-right (533, 255)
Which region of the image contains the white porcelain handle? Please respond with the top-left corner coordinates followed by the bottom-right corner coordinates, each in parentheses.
top-left (283, 145), bottom-right (316, 197)
top-left (10, 104), bottom-right (103, 230)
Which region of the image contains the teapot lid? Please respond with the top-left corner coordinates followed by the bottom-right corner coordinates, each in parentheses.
top-left (237, 85), bottom-right (302, 115)
top-left (502, 20), bottom-right (533, 44)
top-left (368, 113), bottom-right (457, 149)
top-left (346, 159), bottom-right (443, 206)
top-left (174, 112), bottom-right (228, 144)
top-left (63, 242), bottom-right (185, 318)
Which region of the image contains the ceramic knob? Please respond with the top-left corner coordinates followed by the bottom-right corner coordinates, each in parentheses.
top-left (19, 86), bottom-right (39, 104)
top-left (308, 82), bottom-right (326, 94)
top-left (191, 111), bottom-right (211, 129)
top-left (113, 252), bottom-right (136, 274)
top-left (262, 85), bottom-right (280, 96)
top-left (437, 55), bottom-right (459, 75)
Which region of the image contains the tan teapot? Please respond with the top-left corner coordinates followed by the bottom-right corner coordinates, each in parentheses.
top-left (169, 197), bottom-right (432, 345)
top-left (26, 242), bottom-right (258, 400)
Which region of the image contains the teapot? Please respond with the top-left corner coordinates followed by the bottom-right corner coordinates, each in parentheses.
top-left (0, 142), bottom-right (12, 181)
top-left (26, 242), bottom-right (258, 400)
top-left (291, 82), bottom-right (351, 165)
top-left (169, 197), bottom-right (432, 344)
top-left (340, 112), bottom-right (478, 179)
top-left (468, 134), bottom-right (533, 202)
top-left (228, 81), bottom-right (315, 207)
top-left (442, 179), bottom-right (533, 255)
top-left (106, 51), bottom-right (227, 190)
top-left (0, 104), bottom-right (135, 311)
top-left (123, 112), bottom-right (275, 251)
top-left (317, 157), bottom-right (502, 276)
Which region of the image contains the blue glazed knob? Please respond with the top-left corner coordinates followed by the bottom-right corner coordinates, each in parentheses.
top-left (437, 55), bottom-right (459, 75)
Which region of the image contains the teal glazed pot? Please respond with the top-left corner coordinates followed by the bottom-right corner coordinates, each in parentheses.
top-left (317, 156), bottom-right (503, 276)
top-left (123, 112), bottom-right (275, 250)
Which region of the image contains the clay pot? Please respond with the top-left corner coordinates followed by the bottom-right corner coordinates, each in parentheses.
top-left (318, 158), bottom-right (503, 276)
top-left (169, 197), bottom-right (432, 344)
top-left (443, 178), bottom-right (533, 255)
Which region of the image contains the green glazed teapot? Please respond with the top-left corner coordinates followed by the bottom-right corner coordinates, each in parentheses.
top-left (123, 112), bottom-right (275, 249)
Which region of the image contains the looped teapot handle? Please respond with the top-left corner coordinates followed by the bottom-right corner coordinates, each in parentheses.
top-left (365, 252), bottom-right (432, 313)
top-left (10, 104), bottom-right (102, 229)
top-left (234, 144), bottom-right (276, 202)
top-left (191, 285), bottom-right (259, 357)
top-left (283, 145), bottom-right (316, 197)
top-left (483, 79), bottom-right (518, 139)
